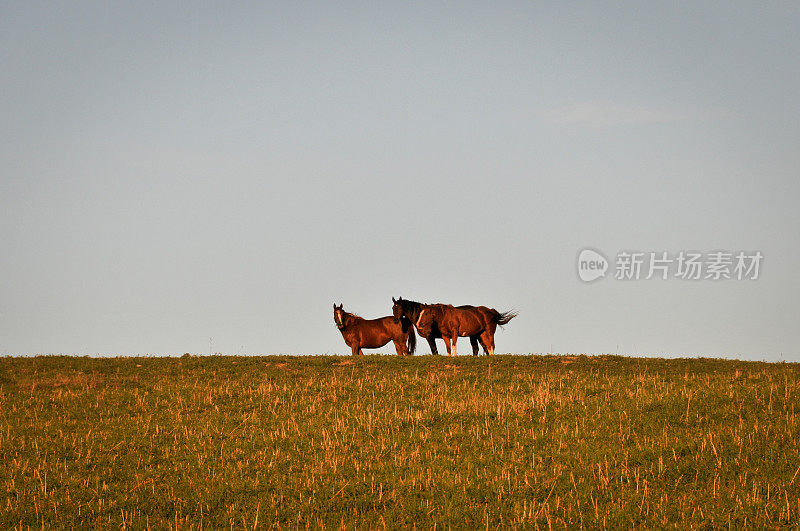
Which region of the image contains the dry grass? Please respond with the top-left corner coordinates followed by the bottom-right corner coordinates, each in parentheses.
top-left (0, 354), bottom-right (799, 528)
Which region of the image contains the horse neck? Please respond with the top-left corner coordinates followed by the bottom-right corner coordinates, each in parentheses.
top-left (431, 304), bottom-right (447, 319)
top-left (342, 312), bottom-right (362, 329)
top-left (404, 300), bottom-right (424, 320)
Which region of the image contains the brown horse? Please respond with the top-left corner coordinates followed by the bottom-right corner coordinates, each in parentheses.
top-left (393, 297), bottom-right (515, 356)
top-left (391, 297), bottom-right (487, 355)
top-left (334, 303), bottom-right (416, 356)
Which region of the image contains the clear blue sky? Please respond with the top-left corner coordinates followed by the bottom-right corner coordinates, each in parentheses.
top-left (2, 2), bottom-right (799, 359)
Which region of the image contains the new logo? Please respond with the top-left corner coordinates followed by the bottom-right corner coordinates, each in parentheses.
top-left (577, 248), bottom-right (608, 282)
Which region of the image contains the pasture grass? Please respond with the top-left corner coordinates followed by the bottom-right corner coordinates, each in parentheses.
top-left (1, 354), bottom-right (799, 528)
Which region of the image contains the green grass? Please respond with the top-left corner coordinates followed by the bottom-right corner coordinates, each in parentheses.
top-left (1, 354), bottom-right (799, 528)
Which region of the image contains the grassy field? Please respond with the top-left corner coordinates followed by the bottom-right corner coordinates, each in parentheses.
top-left (1, 354), bottom-right (800, 529)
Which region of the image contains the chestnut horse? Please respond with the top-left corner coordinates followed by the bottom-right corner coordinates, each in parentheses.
top-left (391, 297), bottom-right (487, 355)
top-left (392, 297), bottom-right (516, 356)
top-left (334, 303), bottom-right (416, 356)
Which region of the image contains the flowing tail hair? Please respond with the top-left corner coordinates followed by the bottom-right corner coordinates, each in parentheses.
top-left (493, 310), bottom-right (518, 327)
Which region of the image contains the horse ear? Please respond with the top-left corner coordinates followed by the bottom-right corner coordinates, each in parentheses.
top-left (392, 297), bottom-right (397, 303)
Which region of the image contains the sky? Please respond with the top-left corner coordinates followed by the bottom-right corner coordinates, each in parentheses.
top-left (2, 2), bottom-right (799, 360)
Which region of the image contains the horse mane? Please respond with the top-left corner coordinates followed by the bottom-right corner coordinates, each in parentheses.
top-left (344, 310), bottom-right (364, 321)
top-left (401, 299), bottom-right (458, 317)
top-left (335, 309), bottom-right (365, 330)
top-left (399, 299), bottom-right (424, 319)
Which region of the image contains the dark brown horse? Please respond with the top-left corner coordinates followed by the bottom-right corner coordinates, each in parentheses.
top-left (391, 297), bottom-right (484, 355)
top-left (392, 297), bottom-right (516, 356)
top-left (334, 303), bottom-right (416, 356)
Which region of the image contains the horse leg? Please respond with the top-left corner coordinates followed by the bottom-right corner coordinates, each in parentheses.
top-left (351, 344), bottom-right (359, 356)
top-left (443, 336), bottom-right (452, 356)
top-left (426, 337), bottom-right (438, 355)
top-left (470, 336), bottom-right (479, 356)
top-left (451, 335), bottom-right (458, 357)
top-left (478, 336), bottom-right (489, 355)
top-left (481, 332), bottom-right (495, 356)
top-left (393, 339), bottom-right (405, 356)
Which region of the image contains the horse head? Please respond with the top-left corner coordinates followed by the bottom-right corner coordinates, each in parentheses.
top-left (333, 303), bottom-right (346, 330)
top-left (391, 297), bottom-right (405, 321)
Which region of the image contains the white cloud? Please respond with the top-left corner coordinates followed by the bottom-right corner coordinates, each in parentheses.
top-left (547, 101), bottom-right (687, 128)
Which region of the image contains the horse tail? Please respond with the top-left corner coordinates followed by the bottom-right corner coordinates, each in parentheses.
top-left (407, 321), bottom-right (417, 354)
top-left (493, 310), bottom-right (518, 326)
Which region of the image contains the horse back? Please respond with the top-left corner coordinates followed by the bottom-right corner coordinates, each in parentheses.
top-left (438, 305), bottom-right (485, 336)
top-left (372, 315), bottom-right (404, 335)
top-left (354, 316), bottom-right (406, 348)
